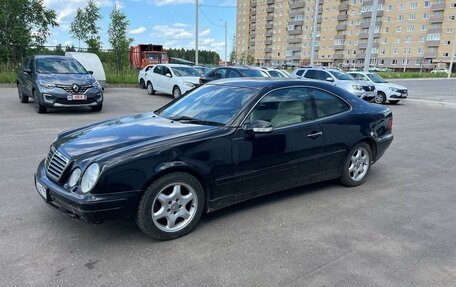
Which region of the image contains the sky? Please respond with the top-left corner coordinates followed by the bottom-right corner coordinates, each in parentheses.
top-left (42, 0), bottom-right (237, 60)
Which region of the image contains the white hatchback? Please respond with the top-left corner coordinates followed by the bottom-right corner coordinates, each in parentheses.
top-left (145, 64), bottom-right (200, 98)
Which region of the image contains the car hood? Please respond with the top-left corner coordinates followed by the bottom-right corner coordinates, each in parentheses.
top-left (54, 113), bottom-right (217, 158)
top-left (355, 80), bottom-right (374, 86)
top-left (38, 73), bottom-right (95, 85)
top-left (178, 76), bottom-right (200, 84)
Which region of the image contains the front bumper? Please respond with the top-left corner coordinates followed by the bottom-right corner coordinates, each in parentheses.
top-left (34, 159), bottom-right (141, 223)
top-left (352, 90), bottom-right (376, 101)
top-left (39, 87), bottom-right (103, 108)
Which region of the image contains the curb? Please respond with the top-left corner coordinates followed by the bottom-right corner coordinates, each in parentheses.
top-left (389, 78), bottom-right (456, 81)
top-left (407, 98), bottom-right (456, 108)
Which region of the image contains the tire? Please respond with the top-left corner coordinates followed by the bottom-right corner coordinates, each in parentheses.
top-left (374, 92), bottom-right (386, 104)
top-left (172, 86), bottom-right (182, 98)
top-left (389, 100), bottom-right (400, 104)
top-left (136, 172), bottom-right (205, 240)
top-left (139, 79), bottom-right (146, 89)
top-left (18, 84), bottom-right (28, 103)
top-left (91, 104), bottom-right (103, 112)
top-left (339, 142), bottom-right (372, 187)
top-left (146, 82), bottom-right (155, 95)
top-left (33, 90), bottom-right (47, 114)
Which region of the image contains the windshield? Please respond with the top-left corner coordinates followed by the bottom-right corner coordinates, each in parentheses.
top-left (194, 67), bottom-right (210, 75)
top-left (158, 84), bottom-right (258, 125)
top-left (171, 66), bottom-right (200, 77)
top-left (367, 73), bottom-right (388, 83)
top-left (36, 58), bottom-right (88, 74)
top-left (329, 70), bottom-right (354, 80)
top-left (240, 69), bottom-right (265, 77)
top-left (268, 70), bottom-right (286, 78)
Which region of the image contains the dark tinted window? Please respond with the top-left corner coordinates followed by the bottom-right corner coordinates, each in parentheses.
top-left (163, 66), bottom-right (172, 76)
top-left (228, 69), bottom-right (242, 78)
top-left (240, 69), bottom-right (264, 77)
top-left (145, 66), bottom-right (154, 72)
top-left (316, 70), bottom-right (331, 81)
top-left (304, 70), bottom-right (316, 79)
top-left (250, 88), bottom-right (314, 128)
top-left (296, 69), bottom-right (305, 76)
top-left (154, 65), bottom-right (164, 75)
top-left (214, 68), bottom-right (227, 79)
top-left (313, 89), bottom-right (350, 118)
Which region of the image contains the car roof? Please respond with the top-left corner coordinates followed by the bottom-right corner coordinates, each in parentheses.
top-left (33, 55), bottom-right (74, 60)
top-left (207, 78), bottom-right (334, 90)
top-left (159, 64), bottom-right (195, 68)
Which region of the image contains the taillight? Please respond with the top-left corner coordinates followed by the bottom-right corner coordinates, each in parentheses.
top-left (388, 117), bottom-right (393, 131)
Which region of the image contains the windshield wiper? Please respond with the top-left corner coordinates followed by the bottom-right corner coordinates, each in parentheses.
top-left (170, 116), bottom-right (225, 126)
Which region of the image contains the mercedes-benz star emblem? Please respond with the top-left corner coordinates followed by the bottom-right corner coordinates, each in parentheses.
top-left (72, 84), bottom-right (80, 93)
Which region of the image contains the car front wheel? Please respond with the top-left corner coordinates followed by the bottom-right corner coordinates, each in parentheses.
top-left (173, 86), bottom-right (182, 98)
top-left (18, 84), bottom-right (28, 103)
top-left (33, 90), bottom-right (47, 113)
top-left (339, 142), bottom-right (372, 187)
top-left (136, 172), bottom-right (205, 240)
top-left (374, 92), bottom-right (386, 104)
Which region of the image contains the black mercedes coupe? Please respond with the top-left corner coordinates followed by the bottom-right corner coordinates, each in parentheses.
top-left (34, 79), bottom-right (393, 240)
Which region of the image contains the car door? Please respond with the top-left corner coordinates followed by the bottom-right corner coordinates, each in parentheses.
top-left (213, 68), bottom-right (227, 80)
top-left (162, 66), bottom-right (175, 94)
top-left (231, 87), bottom-right (323, 199)
top-left (152, 65), bottom-right (165, 92)
top-left (316, 70), bottom-right (334, 83)
top-left (227, 69), bottom-right (242, 78)
top-left (21, 57), bottom-right (33, 97)
top-left (311, 88), bottom-right (352, 175)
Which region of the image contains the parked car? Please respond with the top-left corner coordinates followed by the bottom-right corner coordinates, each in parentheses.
top-left (34, 78), bottom-right (393, 240)
top-left (348, 71), bottom-right (408, 104)
top-left (145, 64), bottom-right (200, 98)
top-left (138, 64), bottom-right (155, 89)
top-left (65, 52), bottom-right (106, 90)
top-left (193, 65), bottom-right (211, 76)
top-left (16, 55), bottom-right (103, 113)
top-left (199, 66), bottom-right (269, 84)
top-left (261, 67), bottom-right (291, 78)
top-left (292, 67), bottom-right (376, 101)
top-left (430, 68), bottom-right (450, 74)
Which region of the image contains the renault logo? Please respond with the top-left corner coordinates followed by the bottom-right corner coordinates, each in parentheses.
top-left (72, 84), bottom-right (80, 93)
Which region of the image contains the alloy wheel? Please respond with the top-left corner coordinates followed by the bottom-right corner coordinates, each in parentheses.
top-left (151, 182), bottom-right (198, 232)
top-left (173, 87), bottom-right (181, 98)
top-left (348, 147), bottom-right (370, 182)
top-left (374, 93), bottom-right (385, 104)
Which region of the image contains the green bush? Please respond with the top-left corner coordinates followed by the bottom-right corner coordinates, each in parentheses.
top-left (377, 72), bottom-right (452, 79)
top-left (0, 71), bottom-right (17, 83)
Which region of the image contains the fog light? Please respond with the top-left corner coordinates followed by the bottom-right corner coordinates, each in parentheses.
top-left (43, 94), bottom-right (54, 104)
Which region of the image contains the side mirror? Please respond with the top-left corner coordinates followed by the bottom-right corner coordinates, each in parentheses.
top-left (23, 68), bottom-right (32, 74)
top-left (326, 77), bottom-right (334, 82)
top-left (165, 73), bottom-right (172, 78)
top-left (88, 71), bottom-right (94, 75)
top-left (245, 120), bottom-right (274, 134)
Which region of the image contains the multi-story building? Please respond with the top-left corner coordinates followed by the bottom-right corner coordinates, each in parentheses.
top-left (236, 0), bottom-right (456, 70)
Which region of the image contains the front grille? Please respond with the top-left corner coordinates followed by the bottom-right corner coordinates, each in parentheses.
top-left (397, 89), bottom-right (408, 94)
top-left (46, 147), bottom-right (70, 180)
top-left (362, 85), bottom-right (375, 92)
top-left (56, 84), bottom-right (92, 95)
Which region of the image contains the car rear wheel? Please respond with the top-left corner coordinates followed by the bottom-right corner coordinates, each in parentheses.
top-left (374, 92), bottom-right (386, 104)
top-left (33, 90), bottom-right (47, 114)
top-left (339, 142), bottom-right (372, 187)
top-left (146, 82), bottom-right (155, 95)
top-left (136, 172), bottom-right (205, 240)
top-left (389, 100), bottom-right (400, 104)
top-left (173, 86), bottom-right (181, 98)
top-left (139, 79), bottom-right (145, 89)
top-left (18, 84), bottom-right (28, 103)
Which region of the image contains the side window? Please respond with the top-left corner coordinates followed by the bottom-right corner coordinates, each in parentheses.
top-left (145, 66), bottom-right (153, 72)
top-left (304, 70), bottom-right (316, 79)
top-left (154, 65), bottom-right (163, 75)
top-left (312, 89), bottom-right (350, 118)
top-left (228, 69), bottom-right (242, 78)
top-left (163, 67), bottom-right (171, 76)
top-left (296, 69), bottom-right (305, 76)
top-left (316, 71), bottom-right (331, 81)
top-left (214, 68), bottom-right (227, 79)
top-left (249, 88), bottom-right (314, 128)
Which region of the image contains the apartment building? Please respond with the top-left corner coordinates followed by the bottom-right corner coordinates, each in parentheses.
top-left (236, 0), bottom-right (456, 70)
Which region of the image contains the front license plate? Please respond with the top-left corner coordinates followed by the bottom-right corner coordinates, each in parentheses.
top-left (35, 180), bottom-right (47, 200)
top-left (402, 93), bottom-right (408, 98)
top-left (72, 94), bottom-right (86, 100)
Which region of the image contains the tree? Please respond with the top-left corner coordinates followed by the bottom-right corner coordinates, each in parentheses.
top-left (108, 5), bottom-right (132, 75)
top-left (229, 35), bottom-right (236, 65)
top-left (69, 8), bottom-right (86, 50)
top-left (0, 0), bottom-right (57, 64)
top-left (69, 0), bottom-right (102, 52)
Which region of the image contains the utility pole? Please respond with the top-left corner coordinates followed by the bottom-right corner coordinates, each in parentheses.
top-left (224, 21), bottom-right (227, 66)
top-left (448, 34), bottom-right (456, 78)
top-left (310, 0), bottom-right (319, 66)
top-left (364, 0), bottom-right (378, 72)
top-left (195, 0), bottom-right (199, 66)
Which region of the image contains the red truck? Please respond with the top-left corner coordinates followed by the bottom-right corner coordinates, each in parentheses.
top-left (130, 44), bottom-right (169, 69)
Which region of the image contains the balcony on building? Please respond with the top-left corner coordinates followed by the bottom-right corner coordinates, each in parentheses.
top-left (424, 51), bottom-right (438, 58)
top-left (429, 15), bottom-right (444, 23)
top-left (431, 2), bottom-right (446, 11)
top-left (335, 34), bottom-right (346, 40)
top-left (338, 3), bottom-right (349, 11)
top-left (266, 0), bottom-right (275, 4)
top-left (251, 8), bottom-right (256, 15)
top-left (251, 17), bottom-right (256, 23)
top-left (359, 32), bottom-right (380, 39)
top-left (286, 46), bottom-right (302, 52)
top-left (317, 16), bottom-right (322, 23)
top-left (266, 7), bottom-right (274, 13)
top-left (288, 20), bottom-right (304, 26)
top-left (252, 1), bottom-right (257, 7)
top-left (290, 1), bottom-right (305, 10)
top-left (288, 29), bottom-right (303, 35)
top-left (362, 10), bottom-right (384, 18)
top-left (265, 39), bottom-right (273, 45)
top-left (334, 44), bottom-right (345, 50)
top-left (356, 53), bottom-right (367, 59)
top-left (289, 11), bottom-right (304, 18)
top-left (428, 27), bottom-right (442, 34)
top-left (266, 15), bottom-right (274, 21)
top-left (266, 23), bottom-right (274, 29)
top-left (426, 40), bottom-right (440, 47)
top-left (360, 21), bottom-right (382, 29)
top-left (265, 31), bottom-right (273, 37)
top-left (362, 0), bottom-right (385, 6)
top-left (337, 14), bottom-right (348, 21)
top-left (336, 24), bottom-right (347, 31)
top-left (318, 7), bottom-right (323, 14)
top-left (265, 55), bottom-right (272, 60)
top-left (287, 38), bottom-right (302, 44)
top-left (264, 47), bottom-right (273, 53)
top-left (358, 42), bottom-right (378, 49)
top-left (333, 54), bottom-right (344, 60)
top-left (250, 25), bottom-right (256, 31)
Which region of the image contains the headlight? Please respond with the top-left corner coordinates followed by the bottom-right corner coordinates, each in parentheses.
top-left (389, 87), bottom-right (399, 92)
top-left (80, 163), bottom-right (100, 194)
top-left (352, 85), bottom-right (363, 91)
top-left (38, 79), bottom-right (56, 89)
top-left (184, 81), bottom-right (195, 88)
top-left (68, 168), bottom-right (81, 187)
top-left (92, 81), bottom-right (101, 89)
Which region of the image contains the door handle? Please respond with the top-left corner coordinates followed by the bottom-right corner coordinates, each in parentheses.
top-left (307, 131), bottom-right (323, 138)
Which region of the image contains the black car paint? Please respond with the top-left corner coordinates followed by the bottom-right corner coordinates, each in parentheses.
top-left (35, 79), bottom-right (393, 222)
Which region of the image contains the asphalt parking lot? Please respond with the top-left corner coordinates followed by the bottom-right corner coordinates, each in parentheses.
top-left (1, 80), bottom-right (456, 286)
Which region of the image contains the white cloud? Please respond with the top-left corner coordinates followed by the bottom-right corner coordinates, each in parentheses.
top-left (151, 24), bottom-right (194, 40)
top-left (129, 27), bottom-right (146, 35)
top-left (199, 29), bottom-right (210, 37)
top-left (151, 0), bottom-right (194, 6)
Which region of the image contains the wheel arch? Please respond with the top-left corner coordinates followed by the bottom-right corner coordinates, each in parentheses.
top-left (357, 137), bottom-right (377, 163)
